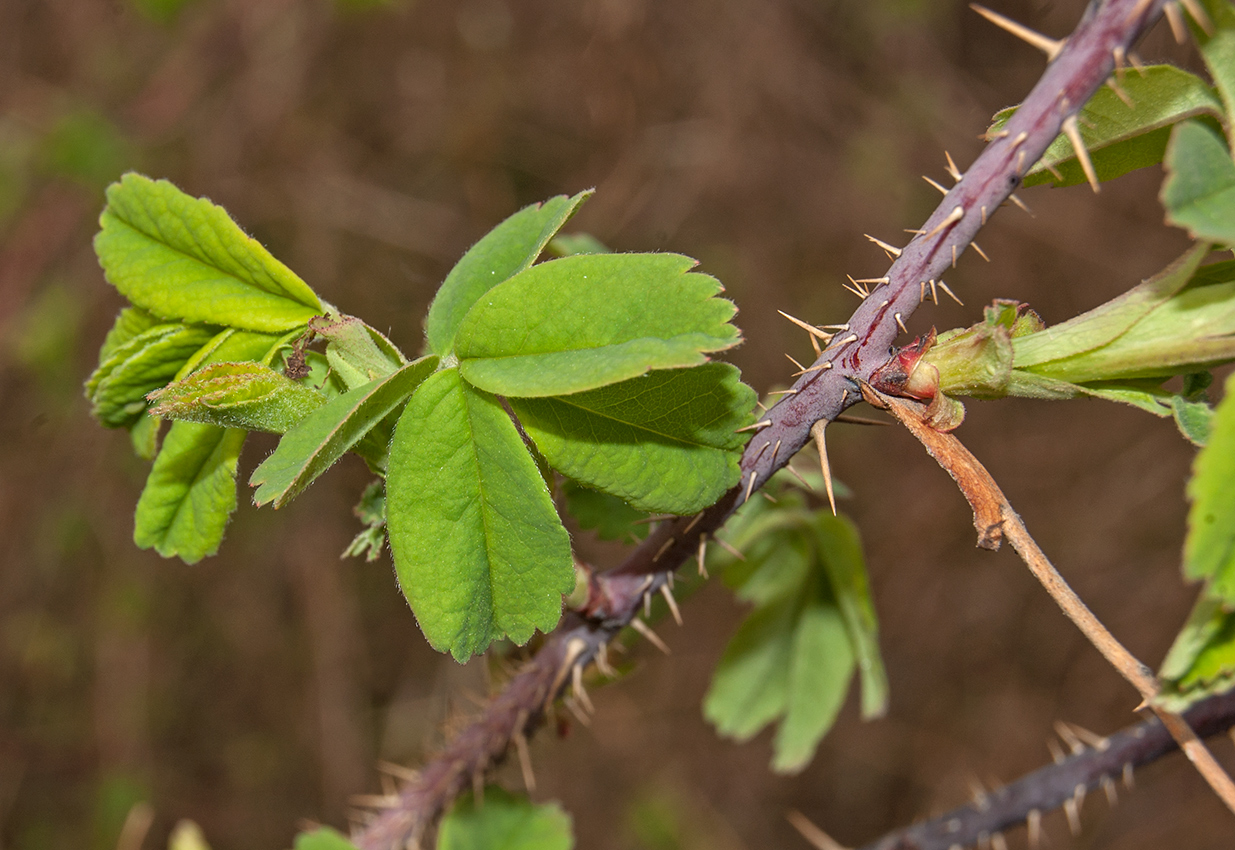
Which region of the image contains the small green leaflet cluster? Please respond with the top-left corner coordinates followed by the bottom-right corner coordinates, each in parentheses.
top-left (702, 472), bottom-right (887, 774)
top-left (86, 174), bottom-right (754, 662)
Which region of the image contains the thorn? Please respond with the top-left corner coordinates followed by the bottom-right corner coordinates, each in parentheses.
top-left (630, 617), bottom-right (670, 654)
top-left (644, 588), bottom-right (652, 618)
top-left (1180, 0), bottom-right (1214, 33)
top-left (879, 299), bottom-right (889, 307)
top-left (1062, 114), bottom-right (1100, 192)
top-left (905, 228), bottom-right (925, 235)
top-left (652, 536), bottom-right (675, 562)
top-left (951, 244), bottom-right (957, 268)
top-left (809, 332), bottom-right (821, 357)
top-left (514, 709), bottom-right (536, 791)
top-left (1163, 0), bottom-right (1188, 43)
top-left (980, 204), bottom-right (988, 225)
top-left (938, 281), bottom-right (963, 305)
top-left (683, 511), bottom-right (704, 534)
top-left (834, 413), bottom-right (890, 426)
top-left (756, 400), bottom-right (768, 413)
top-left (926, 206), bottom-right (964, 239)
top-left (715, 535), bottom-right (745, 561)
top-left (929, 279), bottom-right (938, 304)
top-left (767, 388), bottom-right (799, 396)
top-left (865, 234), bottom-right (902, 258)
top-left (923, 175), bottom-right (949, 195)
top-left (821, 324), bottom-right (850, 331)
top-left (1105, 77), bottom-right (1135, 108)
top-left (970, 4), bottom-right (1064, 59)
top-left (1027, 809), bottom-right (1042, 850)
top-left (736, 419), bottom-right (773, 433)
top-left (351, 793), bottom-right (401, 809)
top-left (660, 584), bottom-right (683, 625)
top-left (744, 470), bottom-right (758, 502)
top-left (838, 334), bottom-right (859, 346)
top-left (853, 276), bottom-right (890, 285)
top-left (1011, 130), bottom-right (1029, 147)
top-left (1016, 149), bottom-right (1027, 174)
top-left (1128, 50), bottom-right (1147, 76)
top-left (595, 641), bottom-right (616, 677)
top-left (1123, 761), bottom-right (1135, 789)
top-left (1055, 720), bottom-right (1085, 754)
top-left (1008, 193), bottom-right (1033, 216)
top-left (920, 280), bottom-right (927, 302)
top-left (1068, 722), bottom-right (1110, 751)
top-left (377, 761), bottom-right (421, 783)
top-left (842, 278), bottom-right (869, 299)
top-left (1101, 774), bottom-right (1118, 807)
top-left (991, 833), bottom-right (1008, 850)
top-left (784, 463), bottom-right (811, 488)
top-left (786, 810), bottom-right (850, 850)
top-left (563, 695), bottom-right (591, 727)
top-left (771, 438), bottom-right (782, 464)
top-left (777, 309), bottom-right (833, 340)
top-left (1063, 795), bottom-right (1081, 836)
top-left (380, 772), bottom-right (398, 797)
top-left (666, 570), bottom-right (674, 590)
top-left (1047, 739), bottom-right (1066, 765)
top-left (944, 150), bottom-right (963, 182)
top-left (697, 535), bottom-right (709, 577)
top-left (571, 663), bottom-right (594, 714)
top-left (761, 490), bottom-right (777, 503)
top-left (810, 420), bottom-right (837, 516)
top-left (969, 776), bottom-right (990, 810)
top-left (793, 362), bottom-right (833, 377)
top-left (1113, 45), bottom-right (1127, 79)
top-left (1044, 160), bottom-right (1064, 182)
top-left (845, 275), bottom-right (871, 297)
top-left (785, 353), bottom-right (807, 372)
top-left (895, 312), bottom-right (909, 334)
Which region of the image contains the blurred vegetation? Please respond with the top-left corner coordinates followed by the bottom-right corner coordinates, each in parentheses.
top-left (0, 1), bottom-right (1224, 849)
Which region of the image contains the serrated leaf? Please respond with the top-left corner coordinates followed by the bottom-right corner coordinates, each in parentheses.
top-left (344, 480), bottom-right (387, 562)
top-left (292, 827), bottom-right (359, 850)
top-left (987, 66), bottom-right (1222, 188)
top-left (425, 191), bottom-right (591, 356)
top-left (510, 363), bottom-right (755, 513)
top-left (438, 787), bottom-right (573, 850)
top-left (703, 591), bottom-right (797, 740)
top-left (250, 356), bottom-right (438, 508)
top-left (134, 421), bottom-right (246, 563)
top-left (149, 361), bottom-right (327, 433)
top-left (1173, 395), bottom-right (1216, 446)
top-left (95, 173), bottom-right (322, 332)
top-left (386, 368), bottom-right (574, 660)
top-left (455, 253), bottom-right (741, 397)
top-left (96, 306), bottom-right (159, 366)
top-left (130, 411), bottom-right (161, 460)
top-left (1163, 121), bottom-right (1235, 245)
top-left (87, 323), bottom-right (219, 427)
top-left (309, 314), bottom-right (406, 389)
top-left (812, 513), bottom-right (887, 721)
top-left (1184, 370), bottom-right (1235, 602)
top-left (561, 479), bottom-right (649, 542)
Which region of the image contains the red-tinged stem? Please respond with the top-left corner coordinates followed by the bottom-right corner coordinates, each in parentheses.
top-left (353, 2), bottom-right (1168, 846)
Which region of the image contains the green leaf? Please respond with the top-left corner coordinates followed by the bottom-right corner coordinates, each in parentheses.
top-left (1184, 370), bottom-right (1235, 603)
top-left (812, 513), bottom-right (888, 721)
top-left (250, 356), bottom-right (438, 508)
top-left (95, 173), bottom-right (322, 332)
top-left (293, 827), bottom-right (359, 850)
top-left (703, 591), bottom-right (797, 740)
top-left (987, 66), bottom-right (1222, 188)
top-left (148, 361), bottom-right (327, 433)
top-left (130, 411), bottom-right (161, 460)
top-left (456, 254), bottom-right (740, 397)
top-left (425, 191), bottom-right (591, 356)
top-left (1173, 395), bottom-right (1217, 446)
top-left (1198, 11), bottom-right (1235, 123)
top-left (1162, 121), bottom-right (1235, 245)
top-left (309, 314), bottom-right (407, 389)
top-left (386, 368), bottom-right (574, 660)
top-left (561, 479), bottom-right (649, 542)
top-left (133, 421), bottom-right (246, 563)
top-left (343, 480), bottom-right (387, 562)
top-left (86, 323), bottom-right (218, 427)
top-left (96, 307), bottom-right (159, 366)
top-left (510, 363), bottom-right (754, 513)
top-left (548, 232), bottom-right (611, 256)
top-left (438, 787), bottom-right (573, 850)
top-left (1157, 596), bottom-right (1235, 712)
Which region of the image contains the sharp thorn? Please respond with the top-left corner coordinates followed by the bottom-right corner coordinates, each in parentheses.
top-left (785, 352), bottom-right (807, 371)
top-left (715, 535), bottom-right (745, 561)
top-left (944, 150), bottom-right (963, 182)
top-left (865, 234), bottom-right (902, 258)
top-left (1016, 149), bottom-right (1027, 174)
top-left (514, 709), bottom-right (536, 791)
top-left (767, 388), bottom-right (799, 396)
top-left (853, 276), bottom-right (890, 285)
top-left (771, 438), bottom-right (782, 463)
top-left (838, 334), bottom-right (859, 346)
top-left (842, 280), bottom-right (867, 299)
top-left (785, 463), bottom-right (811, 488)
top-left (659, 584), bottom-right (683, 625)
top-left (665, 570), bottom-right (674, 590)
top-left (1105, 77), bottom-right (1135, 108)
top-left (810, 420), bottom-right (838, 516)
top-left (920, 280), bottom-right (927, 302)
top-left (1055, 720), bottom-right (1085, 754)
top-left (571, 664), bottom-right (594, 714)
top-left (810, 332), bottom-right (821, 357)
top-left (1047, 739), bottom-right (1066, 765)
top-left (970, 4), bottom-right (1064, 59)
top-left (1068, 722), bottom-right (1110, 751)
top-left (777, 309), bottom-right (833, 340)
top-left (793, 362), bottom-right (833, 377)
top-left (761, 490), bottom-right (777, 502)
top-left (1101, 774), bottom-right (1118, 807)
top-left (652, 536), bottom-right (675, 562)
top-left (736, 419), bottom-right (773, 433)
top-left (1180, 0), bottom-right (1214, 34)
top-left (563, 695), bottom-right (592, 727)
top-left (595, 641), bottom-right (616, 677)
top-left (1123, 761), bottom-right (1135, 789)
top-left (1008, 192), bottom-right (1033, 216)
top-left (1062, 114), bottom-right (1100, 192)
top-left (1027, 809), bottom-right (1042, 850)
top-left (905, 228), bottom-right (925, 235)
top-left (846, 275), bottom-right (871, 297)
top-left (923, 175), bottom-right (949, 195)
top-left (929, 279), bottom-right (939, 304)
top-left (951, 244), bottom-right (957, 268)
top-left (834, 413), bottom-right (890, 426)
top-left (1128, 50), bottom-right (1147, 76)
top-left (926, 206), bottom-right (964, 239)
top-left (980, 204), bottom-right (988, 225)
top-left (1113, 45), bottom-right (1127, 79)
top-left (644, 589), bottom-right (652, 618)
top-left (938, 281), bottom-right (963, 305)
top-left (683, 511), bottom-right (704, 533)
top-left (991, 833), bottom-right (1008, 850)
top-left (1011, 130), bottom-right (1028, 147)
top-left (744, 470), bottom-right (758, 502)
top-left (1044, 160), bottom-right (1064, 181)
top-left (785, 810), bottom-right (849, 850)
top-left (821, 324), bottom-right (850, 331)
top-left (630, 617), bottom-right (671, 654)
top-left (377, 761), bottom-right (421, 783)
top-left (697, 535), bottom-right (709, 577)
top-left (1164, 0), bottom-right (1188, 43)
top-left (1063, 796), bottom-right (1081, 837)
top-left (895, 312), bottom-right (909, 334)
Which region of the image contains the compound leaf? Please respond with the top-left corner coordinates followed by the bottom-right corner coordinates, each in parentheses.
top-left (561, 479), bottom-right (649, 543)
top-left (96, 306), bottom-right (159, 365)
top-left (133, 421), bottom-right (246, 563)
top-left (438, 787), bottom-right (573, 850)
top-left (87, 323), bottom-right (218, 427)
top-left (149, 361), bottom-right (327, 433)
top-left (455, 253), bottom-right (740, 397)
top-left (1162, 121), bottom-right (1235, 245)
top-left (250, 356), bottom-right (438, 508)
top-left (510, 363), bottom-right (754, 513)
top-left (1184, 370), bottom-right (1235, 602)
top-left (425, 191), bottom-right (591, 356)
top-left (386, 368), bottom-right (573, 660)
top-left (95, 173), bottom-right (322, 332)
top-left (309, 314), bottom-right (406, 389)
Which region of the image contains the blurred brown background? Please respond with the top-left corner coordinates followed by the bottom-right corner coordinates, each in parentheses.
top-left (0, 0), bottom-right (1230, 848)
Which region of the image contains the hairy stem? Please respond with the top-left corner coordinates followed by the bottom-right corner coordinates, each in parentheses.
top-left (865, 385), bottom-right (1235, 816)
top-left (352, 1), bottom-right (1169, 846)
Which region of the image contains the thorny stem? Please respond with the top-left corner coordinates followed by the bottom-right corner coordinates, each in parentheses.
top-left (866, 386), bottom-right (1235, 817)
top-left (353, 1), bottom-right (1169, 846)
top-left (856, 688), bottom-right (1235, 850)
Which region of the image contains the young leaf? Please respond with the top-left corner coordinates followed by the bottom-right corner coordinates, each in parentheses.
top-left (386, 368), bottom-right (574, 660)
top-left (987, 66), bottom-right (1222, 188)
top-left (309, 314), bottom-right (406, 389)
top-left (1184, 370), bottom-right (1235, 603)
top-left (250, 356), bottom-right (438, 508)
top-left (148, 361), bottom-right (327, 433)
top-left (133, 421), bottom-right (246, 563)
top-left (96, 306), bottom-right (159, 365)
top-left (1162, 121), bottom-right (1235, 245)
top-left (425, 191), bottom-right (591, 356)
top-left (87, 323), bottom-right (218, 427)
top-left (456, 253), bottom-right (740, 397)
top-left (343, 480), bottom-right (387, 561)
top-left (95, 173), bottom-right (322, 332)
top-left (510, 363), bottom-right (755, 514)
top-left (1158, 595), bottom-right (1235, 711)
top-left (438, 787), bottom-right (573, 850)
